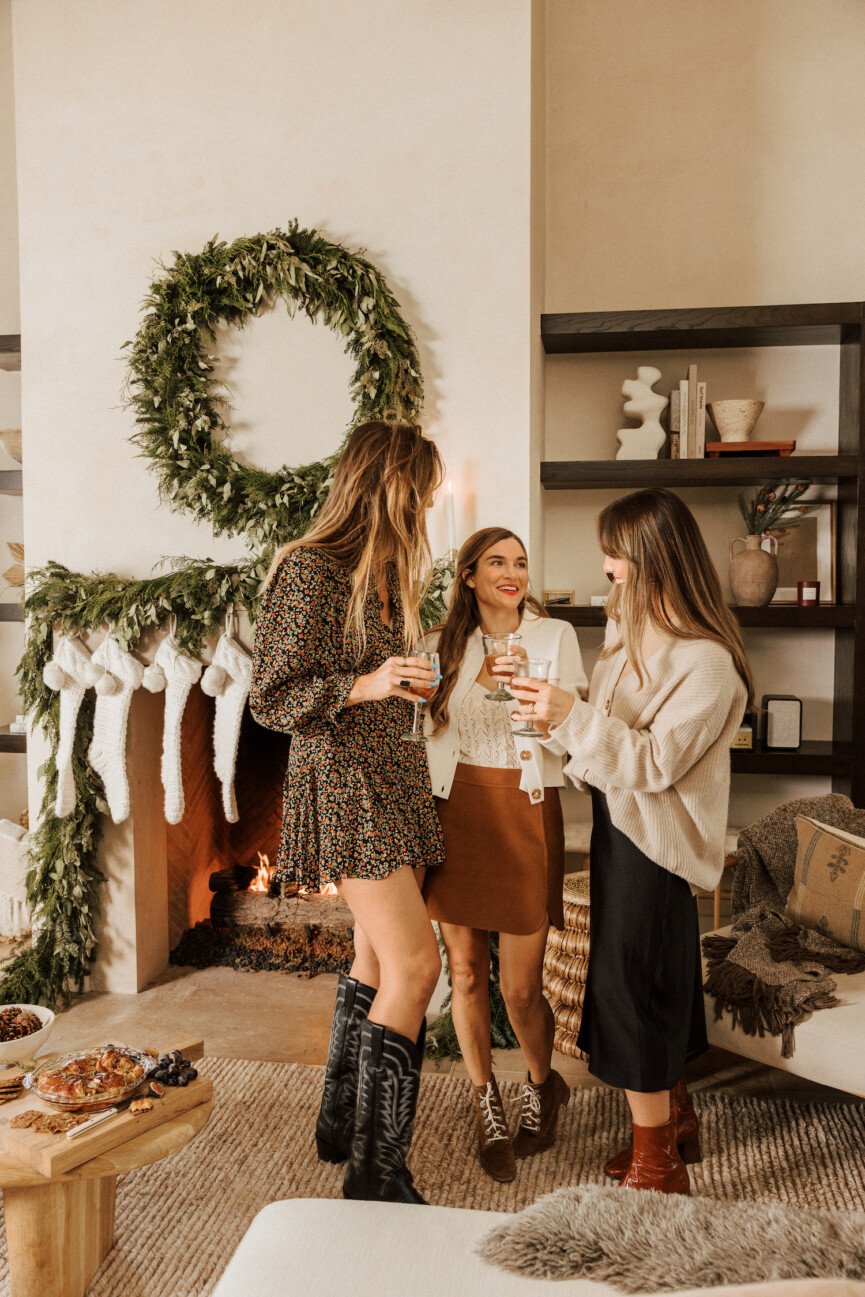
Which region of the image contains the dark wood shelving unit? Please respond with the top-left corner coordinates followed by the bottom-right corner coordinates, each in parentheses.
top-left (541, 301), bottom-right (865, 803)
top-left (547, 604), bottom-right (857, 630)
top-left (542, 455), bottom-right (857, 491)
top-left (0, 606), bottom-right (24, 623)
top-left (0, 727), bottom-right (26, 754)
top-left (731, 741), bottom-right (850, 777)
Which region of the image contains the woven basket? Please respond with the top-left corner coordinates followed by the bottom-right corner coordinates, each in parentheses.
top-left (545, 869), bottom-right (590, 1061)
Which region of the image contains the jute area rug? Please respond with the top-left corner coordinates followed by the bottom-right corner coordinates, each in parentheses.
top-left (0, 1059), bottom-right (862, 1297)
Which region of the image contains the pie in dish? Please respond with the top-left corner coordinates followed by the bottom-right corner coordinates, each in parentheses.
top-left (25, 1045), bottom-right (155, 1108)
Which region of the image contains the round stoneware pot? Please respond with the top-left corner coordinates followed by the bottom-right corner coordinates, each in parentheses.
top-left (729, 534), bottom-right (778, 606)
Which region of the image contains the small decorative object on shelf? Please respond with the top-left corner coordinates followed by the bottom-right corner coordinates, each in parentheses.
top-left (729, 534), bottom-right (778, 607)
top-left (731, 483), bottom-right (820, 606)
top-left (797, 580), bottom-right (820, 607)
top-left (8, 716), bottom-right (26, 735)
top-left (543, 590), bottom-right (575, 607)
top-left (706, 440), bottom-right (795, 458)
top-left (590, 594), bottom-right (608, 607)
top-left (762, 694), bottom-right (803, 750)
top-left (707, 399), bottom-right (764, 443)
top-left (730, 712), bottom-right (754, 750)
top-left (771, 500), bottom-right (835, 605)
top-left (615, 366), bottom-right (668, 460)
top-left (2, 543), bottom-right (23, 601)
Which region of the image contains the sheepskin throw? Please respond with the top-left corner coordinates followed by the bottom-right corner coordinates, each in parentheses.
top-left (477, 1184), bottom-right (865, 1291)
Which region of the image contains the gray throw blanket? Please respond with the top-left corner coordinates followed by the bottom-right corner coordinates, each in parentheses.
top-left (704, 794), bottom-right (865, 1057)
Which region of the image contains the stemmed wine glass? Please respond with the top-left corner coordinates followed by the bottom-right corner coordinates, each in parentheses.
top-left (512, 658), bottom-right (551, 737)
top-left (401, 649), bottom-right (440, 744)
top-left (481, 633), bottom-right (523, 702)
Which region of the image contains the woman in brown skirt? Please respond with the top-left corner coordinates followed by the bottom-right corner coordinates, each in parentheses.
top-left (423, 527), bottom-right (586, 1181)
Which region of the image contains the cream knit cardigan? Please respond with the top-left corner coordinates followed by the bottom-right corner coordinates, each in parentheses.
top-left (543, 623), bottom-right (747, 892)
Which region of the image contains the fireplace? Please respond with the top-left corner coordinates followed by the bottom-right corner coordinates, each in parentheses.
top-left (166, 690), bottom-right (353, 976)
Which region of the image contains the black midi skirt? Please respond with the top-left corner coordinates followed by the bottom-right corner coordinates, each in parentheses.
top-left (577, 787), bottom-right (708, 1092)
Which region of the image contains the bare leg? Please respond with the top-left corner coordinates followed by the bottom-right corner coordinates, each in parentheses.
top-left (339, 866), bottom-right (439, 1041)
top-left (349, 921), bottom-right (380, 989)
top-left (626, 1089), bottom-right (671, 1126)
top-left (438, 924), bottom-right (492, 1086)
top-left (499, 924), bottom-right (555, 1084)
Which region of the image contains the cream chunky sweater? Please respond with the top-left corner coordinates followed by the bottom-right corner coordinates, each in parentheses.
top-left (543, 625), bottom-right (747, 892)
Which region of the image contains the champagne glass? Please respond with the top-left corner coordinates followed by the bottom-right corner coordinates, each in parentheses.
top-left (513, 657), bottom-right (551, 737)
top-left (481, 633), bottom-right (523, 702)
top-left (401, 649), bottom-right (440, 744)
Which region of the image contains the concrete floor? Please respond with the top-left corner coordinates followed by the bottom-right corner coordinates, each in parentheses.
top-left (39, 961), bottom-right (859, 1103)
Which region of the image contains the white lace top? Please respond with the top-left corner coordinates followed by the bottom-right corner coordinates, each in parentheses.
top-left (457, 682), bottom-right (520, 770)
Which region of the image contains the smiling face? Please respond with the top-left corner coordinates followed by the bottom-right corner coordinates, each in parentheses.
top-left (466, 536), bottom-right (529, 621)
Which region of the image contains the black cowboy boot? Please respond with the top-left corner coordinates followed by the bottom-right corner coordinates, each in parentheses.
top-left (315, 975), bottom-right (377, 1163)
top-left (343, 1018), bottom-right (427, 1204)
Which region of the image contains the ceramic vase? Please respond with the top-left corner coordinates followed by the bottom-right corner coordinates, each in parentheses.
top-left (729, 534), bottom-right (778, 606)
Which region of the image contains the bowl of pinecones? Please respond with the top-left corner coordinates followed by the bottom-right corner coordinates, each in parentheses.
top-left (0, 1004), bottom-right (55, 1062)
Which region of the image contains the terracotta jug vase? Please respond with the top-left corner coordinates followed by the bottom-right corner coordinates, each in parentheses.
top-left (729, 534), bottom-right (778, 606)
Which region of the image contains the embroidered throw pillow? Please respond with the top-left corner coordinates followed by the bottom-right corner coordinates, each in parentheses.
top-left (787, 815), bottom-right (865, 952)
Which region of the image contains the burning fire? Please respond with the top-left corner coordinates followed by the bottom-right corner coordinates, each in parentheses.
top-left (249, 852), bottom-right (275, 894)
top-left (249, 851), bottom-right (337, 897)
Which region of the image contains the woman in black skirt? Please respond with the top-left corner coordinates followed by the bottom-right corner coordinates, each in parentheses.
top-left (510, 489), bottom-right (754, 1194)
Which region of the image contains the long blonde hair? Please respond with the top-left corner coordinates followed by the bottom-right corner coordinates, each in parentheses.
top-left (267, 420), bottom-right (443, 656)
top-left (428, 526), bottom-right (546, 731)
top-left (599, 488), bottom-right (755, 709)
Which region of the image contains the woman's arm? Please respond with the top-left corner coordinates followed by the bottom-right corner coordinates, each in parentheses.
top-left (250, 553), bottom-right (434, 733)
top-left (511, 657), bottom-right (744, 794)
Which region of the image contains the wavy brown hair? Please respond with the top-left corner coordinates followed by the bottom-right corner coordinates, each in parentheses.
top-left (266, 420), bottom-right (443, 656)
top-left (428, 527), bottom-right (546, 731)
top-left (599, 488), bottom-right (754, 708)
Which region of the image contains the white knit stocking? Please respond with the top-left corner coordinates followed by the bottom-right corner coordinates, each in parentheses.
top-left (201, 633), bottom-right (253, 824)
top-left (44, 635), bottom-right (94, 818)
top-left (141, 635), bottom-right (203, 825)
top-left (86, 634), bottom-right (144, 824)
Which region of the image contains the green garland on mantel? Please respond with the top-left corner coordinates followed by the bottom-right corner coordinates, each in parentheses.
top-left (0, 223), bottom-right (449, 1008)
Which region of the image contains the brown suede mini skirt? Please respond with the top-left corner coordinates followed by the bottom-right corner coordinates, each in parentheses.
top-left (423, 763), bottom-right (565, 935)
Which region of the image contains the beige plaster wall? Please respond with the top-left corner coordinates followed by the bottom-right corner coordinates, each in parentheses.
top-left (544, 0), bottom-right (865, 828)
top-left (11, 0), bottom-right (540, 988)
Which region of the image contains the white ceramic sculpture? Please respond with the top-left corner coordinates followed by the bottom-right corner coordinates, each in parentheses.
top-left (615, 365), bottom-right (668, 460)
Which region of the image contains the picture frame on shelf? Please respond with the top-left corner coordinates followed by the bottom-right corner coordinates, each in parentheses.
top-left (544, 590), bottom-right (575, 606)
top-left (770, 502), bottom-right (835, 605)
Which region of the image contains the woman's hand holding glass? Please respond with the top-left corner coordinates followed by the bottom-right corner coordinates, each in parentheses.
top-left (507, 678), bottom-right (577, 732)
top-left (401, 648), bottom-right (441, 744)
top-left (348, 654), bottom-right (437, 705)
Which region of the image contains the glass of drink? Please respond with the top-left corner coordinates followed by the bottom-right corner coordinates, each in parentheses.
top-left (401, 649), bottom-right (440, 744)
top-left (481, 633), bottom-right (523, 702)
top-left (512, 657), bottom-right (551, 737)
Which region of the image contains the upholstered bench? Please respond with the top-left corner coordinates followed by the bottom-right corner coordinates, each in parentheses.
top-left (702, 928), bottom-right (865, 1098)
top-left (211, 1198), bottom-right (865, 1297)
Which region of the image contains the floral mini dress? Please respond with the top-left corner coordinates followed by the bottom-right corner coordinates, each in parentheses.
top-left (249, 547), bottom-right (444, 889)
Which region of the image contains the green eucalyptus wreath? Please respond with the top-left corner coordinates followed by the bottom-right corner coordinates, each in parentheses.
top-left (125, 222), bottom-right (425, 546)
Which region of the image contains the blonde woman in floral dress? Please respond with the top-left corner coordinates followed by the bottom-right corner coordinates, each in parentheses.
top-left (250, 420), bottom-right (445, 1205)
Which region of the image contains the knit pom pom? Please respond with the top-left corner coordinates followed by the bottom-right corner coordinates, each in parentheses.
top-left (201, 663), bottom-right (229, 697)
top-left (42, 661), bottom-right (67, 691)
top-left (84, 661), bottom-right (106, 688)
top-left (142, 663), bottom-right (167, 693)
top-left (94, 672), bottom-right (121, 697)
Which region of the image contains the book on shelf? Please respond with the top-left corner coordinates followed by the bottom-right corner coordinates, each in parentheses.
top-left (670, 432), bottom-right (680, 459)
top-left (678, 378), bottom-right (689, 457)
top-left (686, 363), bottom-right (698, 460)
top-left (695, 380), bottom-right (707, 459)
top-left (669, 389), bottom-right (680, 432)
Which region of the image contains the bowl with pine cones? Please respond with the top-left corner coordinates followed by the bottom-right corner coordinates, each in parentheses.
top-left (0, 1004), bottom-right (55, 1062)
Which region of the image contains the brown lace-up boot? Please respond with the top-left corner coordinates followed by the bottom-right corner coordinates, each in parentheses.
top-left (604, 1079), bottom-right (702, 1180)
top-left (513, 1069), bottom-right (570, 1158)
top-left (619, 1116), bottom-right (691, 1194)
top-left (470, 1077), bottom-right (516, 1182)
